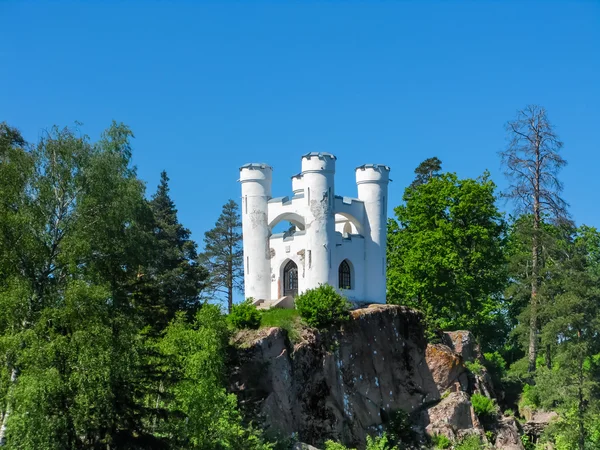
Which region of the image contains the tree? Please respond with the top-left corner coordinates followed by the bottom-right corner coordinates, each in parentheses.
top-left (521, 226), bottom-right (600, 450)
top-left (387, 171), bottom-right (508, 348)
top-left (409, 157), bottom-right (442, 189)
top-left (199, 199), bottom-right (243, 313)
top-left (157, 305), bottom-right (272, 449)
top-left (0, 122), bottom-right (157, 448)
top-left (500, 105), bottom-right (568, 372)
top-left (135, 171), bottom-right (208, 332)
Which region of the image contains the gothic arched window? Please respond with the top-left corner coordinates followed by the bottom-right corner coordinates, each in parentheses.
top-left (283, 260), bottom-right (298, 297)
top-left (339, 260), bottom-right (351, 290)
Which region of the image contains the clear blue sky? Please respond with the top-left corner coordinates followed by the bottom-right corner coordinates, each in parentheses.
top-left (2, 1), bottom-right (599, 246)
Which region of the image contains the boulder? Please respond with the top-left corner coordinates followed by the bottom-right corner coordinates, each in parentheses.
top-left (425, 344), bottom-right (469, 394)
top-left (522, 411), bottom-right (558, 443)
top-left (442, 331), bottom-right (482, 363)
top-left (493, 416), bottom-right (524, 450)
top-left (293, 443), bottom-right (321, 450)
top-left (423, 391), bottom-right (485, 441)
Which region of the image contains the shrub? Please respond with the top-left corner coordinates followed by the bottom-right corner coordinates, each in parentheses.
top-left (387, 409), bottom-right (414, 446)
top-left (431, 433), bottom-right (452, 449)
top-left (471, 393), bottom-right (497, 422)
top-left (455, 435), bottom-right (485, 450)
top-left (465, 360), bottom-right (485, 376)
top-left (228, 299), bottom-right (261, 329)
top-left (295, 284), bottom-right (351, 329)
top-left (483, 351), bottom-right (506, 386)
top-left (324, 441), bottom-right (354, 450)
top-left (366, 433), bottom-right (398, 450)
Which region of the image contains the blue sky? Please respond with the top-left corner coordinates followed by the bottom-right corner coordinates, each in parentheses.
top-left (2, 1), bottom-right (599, 245)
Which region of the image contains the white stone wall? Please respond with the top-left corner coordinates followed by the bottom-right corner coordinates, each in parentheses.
top-left (239, 154), bottom-right (389, 304)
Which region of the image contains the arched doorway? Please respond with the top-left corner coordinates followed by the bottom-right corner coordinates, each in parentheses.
top-left (283, 260), bottom-right (298, 297)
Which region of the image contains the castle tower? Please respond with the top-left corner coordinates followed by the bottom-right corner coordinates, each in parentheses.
top-left (239, 163), bottom-right (273, 301)
top-left (301, 152), bottom-right (336, 288)
top-left (356, 164), bottom-right (390, 303)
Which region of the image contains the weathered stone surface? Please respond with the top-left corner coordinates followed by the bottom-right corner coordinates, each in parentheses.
top-left (442, 331), bottom-right (482, 363)
top-left (230, 305), bottom-right (440, 448)
top-left (423, 391), bottom-right (485, 441)
top-left (425, 344), bottom-right (469, 394)
top-left (493, 416), bottom-right (524, 449)
top-left (522, 411), bottom-right (558, 442)
top-left (292, 443), bottom-right (320, 450)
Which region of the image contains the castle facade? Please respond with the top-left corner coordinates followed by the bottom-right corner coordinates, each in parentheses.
top-left (239, 152), bottom-right (390, 307)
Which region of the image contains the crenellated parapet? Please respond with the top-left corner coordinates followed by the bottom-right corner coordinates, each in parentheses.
top-left (239, 155), bottom-right (390, 306)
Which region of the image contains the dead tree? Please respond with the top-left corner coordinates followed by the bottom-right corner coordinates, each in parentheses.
top-left (500, 105), bottom-right (568, 372)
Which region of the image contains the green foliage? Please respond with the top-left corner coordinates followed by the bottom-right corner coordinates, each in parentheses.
top-left (199, 199), bottom-right (243, 313)
top-left (260, 308), bottom-right (301, 342)
top-left (520, 434), bottom-right (535, 450)
top-left (386, 409), bottom-right (415, 447)
top-left (366, 433), bottom-right (398, 450)
top-left (135, 170), bottom-right (208, 332)
top-left (228, 299), bottom-right (262, 330)
top-left (431, 433), bottom-right (452, 449)
top-left (465, 360), bottom-right (485, 376)
top-left (471, 394), bottom-right (497, 421)
top-left (158, 306), bottom-right (272, 449)
top-left (295, 284), bottom-right (351, 329)
top-left (387, 171), bottom-right (508, 350)
top-left (324, 441), bottom-right (354, 450)
top-left (482, 351), bottom-right (506, 387)
top-left (455, 434), bottom-right (485, 450)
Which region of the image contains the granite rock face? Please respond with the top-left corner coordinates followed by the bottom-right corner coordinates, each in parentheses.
top-left (230, 305), bottom-right (516, 448)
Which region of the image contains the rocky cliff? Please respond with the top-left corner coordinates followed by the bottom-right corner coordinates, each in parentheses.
top-left (229, 304), bottom-right (523, 449)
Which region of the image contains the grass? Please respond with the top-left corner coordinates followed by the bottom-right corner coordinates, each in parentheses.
top-left (260, 308), bottom-right (302, 343)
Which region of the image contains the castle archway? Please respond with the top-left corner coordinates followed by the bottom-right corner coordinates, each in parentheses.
top-left (269, 212), bottom-right (305, 232)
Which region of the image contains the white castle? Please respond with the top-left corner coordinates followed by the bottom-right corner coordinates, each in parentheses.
top-left (239, 152), bottom-right (390, 308)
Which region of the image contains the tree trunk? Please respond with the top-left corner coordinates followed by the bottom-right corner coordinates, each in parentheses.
top-left (529, 137), bottom-right (542, 373)
top-left (0, 367), bottom-right (17, 446)
top-left (528, 215), bottom-right (540, 372)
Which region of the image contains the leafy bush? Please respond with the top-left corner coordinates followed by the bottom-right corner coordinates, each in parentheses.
top-left (260, 308), bottom-right (301, 342)
top-left (228, 299), bottom-right (261, 329)
top-left (465, 360), bottom-right (485, 375)
top-left (324, 441), bottom-right (354, 450)
top-left (387, 409), bottom-right (415, 446)
top-left (520, 383), bottom-right (541, 409)
top-left (483, 351), bottom-right (507, 386)
top-left (455, 434), bottom-right (485, 450)
top-left (431, 433), bottom-right (452, 449)
top-left (366, 433), bottom-right (398, 450)
top-left (295, 284), bottom-right (351, 329)
top-left (471, 393), bottom-right (497, 421)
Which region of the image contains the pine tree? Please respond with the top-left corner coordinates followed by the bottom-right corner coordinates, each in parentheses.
top-left (135, 171), bottom-right (208, 332)
top-left (409, 157), bottom-right (442, 189)
top-left (199, 199), bottom-right (243, 313)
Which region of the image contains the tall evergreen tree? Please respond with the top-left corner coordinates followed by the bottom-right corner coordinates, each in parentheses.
top-left (522, 226), bottom-right (600, 449)
top-left (135, 171), bottom-right (208, 332)
top-left (500, 105), bottom-right (568, 372)
top-left (199, 200), bottom-right (243, 313)
top-left (409, 156), bottom-right (442, 189)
